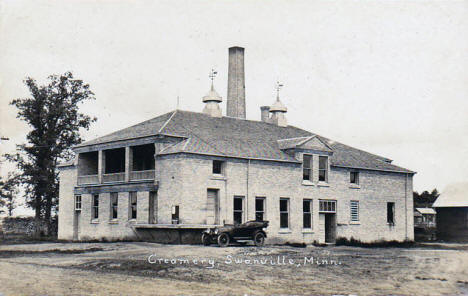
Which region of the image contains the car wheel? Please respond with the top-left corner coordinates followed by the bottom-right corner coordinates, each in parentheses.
top-left (201, 233), bottom-right (211, 246)
top-left (217, 233), bottom-right (230, 247)
top-left (254, 232), bottom-right (265, 247)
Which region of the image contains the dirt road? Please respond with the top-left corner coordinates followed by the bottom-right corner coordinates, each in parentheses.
top-left (0, 242), bottom-right (467, 295)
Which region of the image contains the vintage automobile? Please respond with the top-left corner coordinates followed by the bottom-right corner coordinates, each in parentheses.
top-left (202, 220), bottom-right (269, 247)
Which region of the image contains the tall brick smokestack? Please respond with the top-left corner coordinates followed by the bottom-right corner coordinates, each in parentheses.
top-left (227, 46), bottom-right (246, 119)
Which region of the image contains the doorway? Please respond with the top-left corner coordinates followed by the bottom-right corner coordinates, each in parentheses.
top-left (207, 189), bottom-right (219, 225)
top-left (324, 213), bottom-right (336, 243)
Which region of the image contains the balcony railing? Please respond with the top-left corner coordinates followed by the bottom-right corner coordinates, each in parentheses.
top-left (130, 170), bottom-right (155, 181)
top-left (102, 172), bottom-right (125, 183)
top-left (415, 221), bottom-right (436, 228)
top-left (77, 174), bottom-right (99, 185)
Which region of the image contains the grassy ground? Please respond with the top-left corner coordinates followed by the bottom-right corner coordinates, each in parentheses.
top-left (0, 241), bottom-right (467, 295)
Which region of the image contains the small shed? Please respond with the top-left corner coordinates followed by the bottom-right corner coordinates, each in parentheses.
top-left (433, 183), bottom-right (468, 242)
top-left (414, 208), bottom-right (437, 241)
top-left (414, 208), bottom-right (436, 227)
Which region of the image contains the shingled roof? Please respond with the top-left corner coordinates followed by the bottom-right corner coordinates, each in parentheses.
top-left (433, 182), bottom-right (468, 207)
top-left (76, 110), bottom-right (414, 173)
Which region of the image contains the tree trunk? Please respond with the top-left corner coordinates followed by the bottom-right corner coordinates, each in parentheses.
top-left (44, 195), bottom-right (51, 236)
top-left (34, 200), bottom-right (42, 239)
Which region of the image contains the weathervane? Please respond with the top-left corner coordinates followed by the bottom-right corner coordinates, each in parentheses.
top-left (276, 81), bottom-right (284, 100)
top-left (209, 69), bottom-right (218, 89)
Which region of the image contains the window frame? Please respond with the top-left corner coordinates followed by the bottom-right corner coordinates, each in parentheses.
top-left (387, 202), bottom-right (395, 225)
top-left (350, 200), bottom-right (359, 222)
top-left (255, 197), bottom-right (266, 222)
top-left (303, 199), bottom-right (312, 229)
top-left (233, 196), bottom-right (244, 224)
top-left (350, 171), bottom-right (359, 185)
top-left (92, 194), bottom-right (99, 220)
top-left (212, 160), bottom-right (224, 175)
top-left (75, 195), bottom-right (82, 211)
top-left (318, 156), bottom-right (328, 182)
top-left (302, 154), bottom-right (312, 181)
top-left (172, 205), bottom-right (180, 224)
top-left (319, 200), bottom-right (336, 213)
top-left (279, 198), bottom-right (290, 229)
top-left (129, 192), bottom-right (137, 220)
top-left (110, 192), bottom-right (118, 220)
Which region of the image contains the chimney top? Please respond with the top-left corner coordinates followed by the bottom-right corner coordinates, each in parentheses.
top-left (227, 47), bottom-right (246, 119)
top-left (260, 106), bottom-right (270, 122)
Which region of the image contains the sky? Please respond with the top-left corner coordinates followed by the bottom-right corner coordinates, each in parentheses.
top-left (0, 0), bottom-right (467, 215)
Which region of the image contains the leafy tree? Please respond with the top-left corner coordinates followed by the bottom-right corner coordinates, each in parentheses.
top-left (6, 72), bottom-right (96, 236)
top-left (413, 189), bottom-right (440, 208)
top-left (0, 173), bottom-right (20, 216)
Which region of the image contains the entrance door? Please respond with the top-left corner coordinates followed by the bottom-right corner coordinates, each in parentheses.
top-left (207, 189), bottom-right (219, 225)
top-left (325, 213), bottom-right (336, 243)
top-left (149, 191), bottom-right (157, 224)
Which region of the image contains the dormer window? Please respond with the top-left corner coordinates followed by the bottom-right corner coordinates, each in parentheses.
top-left (212, 160), bottom-right (224, 175)
top-left (318, 156), bottom-right (328, 182)
top-left (350, 171), bottom-right (359, 184)
top-left (302, 154), bottom-right (312, 181)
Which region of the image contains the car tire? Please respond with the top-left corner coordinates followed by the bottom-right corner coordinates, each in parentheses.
top-left (254, 231), bottom-right (265, 247)
top-left (201, 233), bottom-right (211, 246)
top-left (217, 233), bottom-right (230, 247)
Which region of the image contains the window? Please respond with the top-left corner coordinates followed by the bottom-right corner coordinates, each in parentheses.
top-left (319, 200), bottom-right (336, 213)
top-left (92, 194), bottom-right (99, 220)
top-left (75, 195), bottom-right (82, 211)
top-left (129, 192), bottom-right (137, 220)
top-left (350, 171), bottom-right (359, 184)
top-left (303, 154), bottom-right (312, 181)
top-left (387, 202), bottom-right (395, 224)
top-left (110, 193), bottom-right (118, 220)
top-left (350, 200), bottom-right (359, 221)
top-left (233, 196), bottom-right (244, 224)
top-left (303, 199), bottom-right (312, 229)
top-left (318, 156), bottom-right (328, 182)
top-left (172, 205), bottom-right (179, 224)
top-left (255, 197), bottom-right (265, 221)
top-left (213, 160), bottom-right (224, 175)
top-left (280, 198), bottom-right (289, 229)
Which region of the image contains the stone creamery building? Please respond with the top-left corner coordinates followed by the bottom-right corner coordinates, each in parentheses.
top-left (58, 47), bottom-right (415, 244)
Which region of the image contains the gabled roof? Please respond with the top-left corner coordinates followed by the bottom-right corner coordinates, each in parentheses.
top-left (433, 182), bottom-right (468, 207)
top-left (415, 208), bottom-right (436, 215)
top-left (75, 111), bottom-right (175, 147)
top-left (277, 135), bottom-right (333, 152)
top-left (76, 110), bottom-right (414, 173)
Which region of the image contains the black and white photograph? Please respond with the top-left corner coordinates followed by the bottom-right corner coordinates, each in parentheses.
top-left (0, 0), bottom-right (467, 295)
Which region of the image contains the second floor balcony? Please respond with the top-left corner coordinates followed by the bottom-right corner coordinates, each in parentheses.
top-left (77, 144), bottom-right (156, 186)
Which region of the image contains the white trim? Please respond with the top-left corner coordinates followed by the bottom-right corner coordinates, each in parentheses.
top-left (158, 110), bottom-right (178, 133)
top-left (302, 180), bottom-right (315, 186)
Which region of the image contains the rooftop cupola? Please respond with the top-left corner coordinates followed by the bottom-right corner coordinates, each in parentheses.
top-left (202, 69), bottom-right (223, 117)
top-left (269, 82), bottom-right (288, 127)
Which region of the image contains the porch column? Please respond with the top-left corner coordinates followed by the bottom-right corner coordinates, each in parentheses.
top-left (125, 146), bottom-right (133, 182)
top-left (98, 150), bottom-right (105, 184)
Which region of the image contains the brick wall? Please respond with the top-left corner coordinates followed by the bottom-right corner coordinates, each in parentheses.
top-left (58, 166), bottom-right (77, 240)
top-left (154, 154), bottom-right (414, 244)
top-left (58, 152), bottom-right (414, 243)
